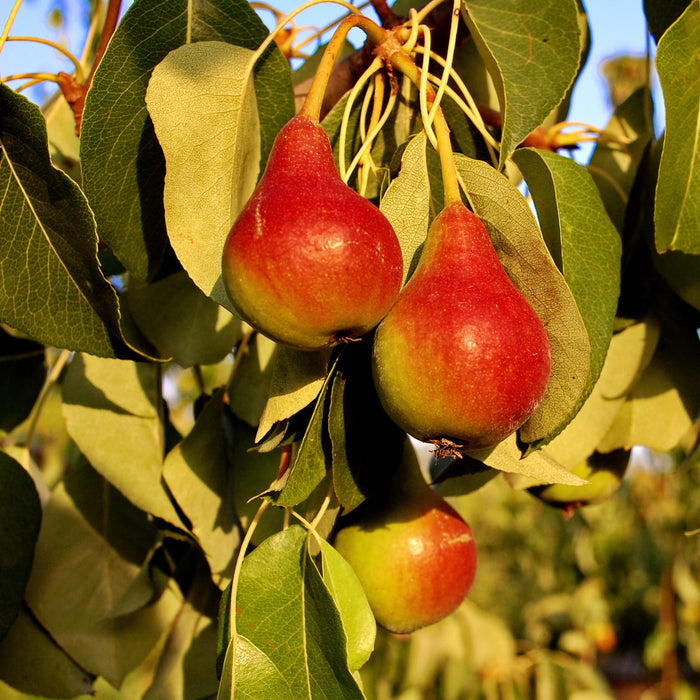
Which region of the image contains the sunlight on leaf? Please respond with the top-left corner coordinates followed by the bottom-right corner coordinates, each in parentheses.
top-left (146, 41), bottom-right (261, 309)
top-left (463, 0), bottom-right (582, 165)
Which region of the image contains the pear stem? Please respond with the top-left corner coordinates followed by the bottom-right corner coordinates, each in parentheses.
top-left (385, 48), bottom-right (462, 207)
top-left (300, 14), bottom-right (388, 122)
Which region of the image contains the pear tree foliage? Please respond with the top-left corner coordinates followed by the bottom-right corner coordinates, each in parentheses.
top-left (1, 0), bottom-right (699, 698)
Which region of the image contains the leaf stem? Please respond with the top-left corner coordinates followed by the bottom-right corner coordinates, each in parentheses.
top-left (227, 499), bottom-right (270, 661)
top-left (411, 0), bottom-right (449, 25)
top-left (2, 72), bottom-right (61, 88)
top-left (21, 349), bottom-right (72, 468)
top-left (338, 54), bottom-right (384, 180)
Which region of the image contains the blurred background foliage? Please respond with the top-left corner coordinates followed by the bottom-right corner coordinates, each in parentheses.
top-left (356, 450), bottom-right (700, 700)
top-left (358, 449), bottom-right (700, 700)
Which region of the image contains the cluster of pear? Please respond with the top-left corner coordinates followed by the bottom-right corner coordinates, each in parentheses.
top-left (221, 113), bottom-right (552, 633)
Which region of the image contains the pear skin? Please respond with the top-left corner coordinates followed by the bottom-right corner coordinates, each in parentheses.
top-left (372, 201), bottom-right (551, 451)
top-left (332, 444), bottom-right (477, 634)
top-left (222, 114), bottom-right (403, 350)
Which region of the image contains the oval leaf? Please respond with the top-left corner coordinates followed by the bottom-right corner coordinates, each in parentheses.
top-left (24, 462), bottom-right (181, 687)
top-left (318, 539), bottom-right (376, 671)
top-left (0, 452), bottom-right (42, 643)
top-left (462, 0), bottom-right (583, 165)
top-left (0, 85), bottom-right (129, 357)
top-left (163, 390), bottom-right (241, 580)
top-left (379, 132), bottom-right (431, 281)
top-left (146, 41), bottom-right (260, 308)
top-left (62, 353), bottom-right (184, 528)
top-left (256, 346), bottom-right (331, 442)
top-left (127, 271), bottom-right (243, 367)
top-left (654, 1), bottom-right (700, 254)
top-left (234, 526), bottom-right (364, 699)
top-left (468, 433), bottom-right (587, 487)
top-left (80, 0), bottom-right (293, 281)
top-left (545, 317), bottom-right (660, 468)
top-left (513, 147), bottom-right (622, 419)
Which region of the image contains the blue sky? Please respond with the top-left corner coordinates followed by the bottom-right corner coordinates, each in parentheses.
top-left (1, 0), bottom-right (660, 142)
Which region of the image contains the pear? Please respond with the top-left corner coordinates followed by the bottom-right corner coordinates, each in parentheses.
top-left (332, 443), bottom-right (477, 634)
top-left (222, 114), bottom-right (403, 350)
top-left (529, 449), bottom-right (630, 512)
top-left (371, 201), bottom-right (551, 452)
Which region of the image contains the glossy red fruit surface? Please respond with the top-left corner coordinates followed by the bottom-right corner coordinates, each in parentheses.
top-left (333, 445), bottom-right (477, 634)
top-left (222, 114), bottom-right (403, 350)
top-left (372, 201), bottom-right (551, 451)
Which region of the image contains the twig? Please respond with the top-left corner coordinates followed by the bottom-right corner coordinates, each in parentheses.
top-left (58, 0), bottom-right (123, 135)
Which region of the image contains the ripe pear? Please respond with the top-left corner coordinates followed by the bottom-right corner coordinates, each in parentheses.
top-left (222, 114), bottom-right (403, 350)
top-left (372, 201), bottom-right (551, 452)
top-left (332, 443), bottom-right (477, 634)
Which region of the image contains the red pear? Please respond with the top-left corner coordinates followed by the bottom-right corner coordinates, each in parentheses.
top-left (371, 201), bottom-right (551, 451)
top-left (222, 114), bottom-right (403, 350)
top-left (332, 444), bottom-right (477, 634)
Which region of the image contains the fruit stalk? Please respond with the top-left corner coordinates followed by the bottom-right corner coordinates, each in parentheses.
top-left (381, 44), bottom-right (462, 206)
top-left (300, 14), bottom-right (388, 122)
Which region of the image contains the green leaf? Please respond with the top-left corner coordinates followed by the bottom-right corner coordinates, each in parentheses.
top-left (163, 390), bottom-right (241, 580)
top-left (545, 318), bottom-right (659, 468)
top-left (256, 346), bottom-right (331, 443)
top-left (468, 433), bottom-right (587, 487)
top-left (318, 540), bottom-right (376, 671)
top-left (228, 334), bottom-right (277, 427)
top-left (43, 89), bottom-right (81, 182)
top-left (268, 354), bottom-right (341, 508)
top-left (0, 453), bottom-right (42, 642)
top-left (597, 321), bottom-right (700, 452)
top-left (61, 353), bottom-right (184, 527)
top-left (226, 414), bottom-right (286, 546)
top-left (654, 1), bottom-right (700, 254)
top-left (327, 342), bottom-right (405, 512)
top-left (379, 132), bottom-right (431, 281)
top-left (146, 41), bottom-right (260, 309)
top-left (143, 570), bottom-right (219, 700)
top-left (588, 87), bottom-right (655, 232)
top-left (234, 526), bottom-right (364, 699)
top-left (23, 461), bottom-right (182, 688)
top-left (462, 0), bottom-right (582, 165)
top-left (0, 85), bottom-right (129, 358)
top-left (454, 155), bottom-right (590, 445)
top-left (0, 606), bottom-right (94, 698)
top-left (512, 148), bottom-right (622, 425)
top-left (653, 249), bottom-right (700, 311)
top-left (0, 328), bottom-right (45, 432)
top-left (127, 271), bottom-right (243, 367)
top-left (217, 636), bottom-right (293, 700)
top-left (80, 0), bottom-right (293, 281)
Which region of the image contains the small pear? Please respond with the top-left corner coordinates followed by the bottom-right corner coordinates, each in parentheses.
top-left (332, 443), bottom-right (477, 634)
top-left (529, 449), bottom-right (630, 511)
top-left (372, 201), bottom-right (551, 452)
top-left (222, 114), bottom-right (403, 350)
